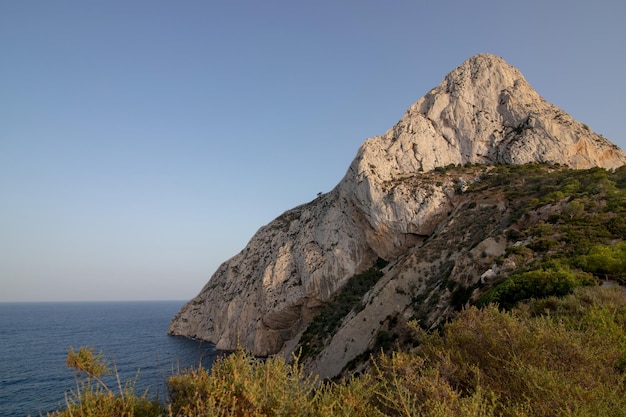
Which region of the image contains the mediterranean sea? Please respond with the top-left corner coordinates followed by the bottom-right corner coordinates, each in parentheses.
top-left (0, 301), bottom-right (217, 416)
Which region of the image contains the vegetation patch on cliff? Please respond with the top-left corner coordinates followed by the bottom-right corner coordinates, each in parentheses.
top-left (297, 258), bottom-right (389, 359)
top-left (473, 164), bottom-right (626, 308)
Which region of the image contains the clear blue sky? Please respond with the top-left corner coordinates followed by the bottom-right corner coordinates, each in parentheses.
top-left (1, 1), bottom-right (625, 302)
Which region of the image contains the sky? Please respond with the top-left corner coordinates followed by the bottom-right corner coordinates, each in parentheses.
top-left (1, 1), bottom-right (625, 302)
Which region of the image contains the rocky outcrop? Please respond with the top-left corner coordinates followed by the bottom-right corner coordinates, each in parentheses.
top-left (168, 54), bottom-right (626, 373)
top-left (354, 54), bottom-right (624, 181)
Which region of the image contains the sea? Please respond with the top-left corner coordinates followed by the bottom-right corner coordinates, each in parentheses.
top-left (0, 301), bottom-right (218, 417)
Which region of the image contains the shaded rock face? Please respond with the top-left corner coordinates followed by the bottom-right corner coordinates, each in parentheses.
top-left (168, 54), bottom-right (626, 369)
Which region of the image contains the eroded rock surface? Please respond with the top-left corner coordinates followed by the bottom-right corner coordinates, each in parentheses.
top-left (168, 54), bottom-right (626, 372)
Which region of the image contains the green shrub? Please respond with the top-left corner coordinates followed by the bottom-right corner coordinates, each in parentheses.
top-left (576, 242), bottom-right (626, 278)
top-left (478, 266), bottom-right (594, 309)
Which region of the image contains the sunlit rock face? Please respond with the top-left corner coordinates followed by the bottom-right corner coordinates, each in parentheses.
top-left (168, 54), bottom-right (626, 372)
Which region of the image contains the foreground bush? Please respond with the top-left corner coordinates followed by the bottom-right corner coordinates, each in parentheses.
top-left (415, 286), bottom-right (626, 416)
top-left (46, 286), bottom-right (626, 417)
top-left (47, 346), bottom-right (162, 417)
top-left (167, 349), bottom-right (318, 417)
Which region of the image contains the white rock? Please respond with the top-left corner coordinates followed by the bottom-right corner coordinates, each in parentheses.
top-left (480, 269), bottom-right (497, 284)
top-left (168, 54), bottom-right (626, 367)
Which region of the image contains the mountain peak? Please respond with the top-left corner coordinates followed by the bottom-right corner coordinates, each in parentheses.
top-left (169, 55), bottom-right (626, 376)
top-left (442, 53), bottom-right (525, 94)
top-left (350, 54), bottom-right (625, 184)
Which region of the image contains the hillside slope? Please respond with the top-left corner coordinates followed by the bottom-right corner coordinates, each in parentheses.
top-left (168, 54), bottom-right (626, 377)
top-left (300, 163), bottom-right (626, 377)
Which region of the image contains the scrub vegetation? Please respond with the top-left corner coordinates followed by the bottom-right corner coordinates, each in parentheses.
top-left (473, 163), bottom-right (626, 308)
top-left (44, 163), bottom-right (626, 416)
top-left (298, 258), bottom-right (389, 360)
top-left (46, 286), bottom-right (626, 417)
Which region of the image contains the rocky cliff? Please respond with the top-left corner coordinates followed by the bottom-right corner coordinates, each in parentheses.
top-left (168, 54), bottom-right (626, 377)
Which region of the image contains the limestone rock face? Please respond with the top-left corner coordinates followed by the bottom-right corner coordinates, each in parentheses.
top-left (168, 190), bottom-right (379, 356)
top-left (168, 54), bottom-right (626, 366)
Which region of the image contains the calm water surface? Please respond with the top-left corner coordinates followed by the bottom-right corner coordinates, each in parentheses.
top-left (0, 301), bottom-right (217, 416)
